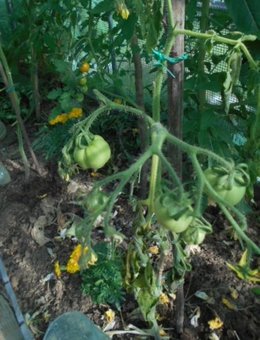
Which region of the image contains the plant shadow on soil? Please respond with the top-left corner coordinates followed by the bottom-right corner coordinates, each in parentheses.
top-left (0, 158), bottom-right (259, 340)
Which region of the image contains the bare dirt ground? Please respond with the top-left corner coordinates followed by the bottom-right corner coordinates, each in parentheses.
top-left (0, 151), bottom-right (259, 339)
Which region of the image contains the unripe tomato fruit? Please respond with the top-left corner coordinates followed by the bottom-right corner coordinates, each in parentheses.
top-left (204, 168), bottom-right (247, 206)
top-left (73, 135), bottom-right (111, 171)
top-left (84, 190), bottom-right (108, 215)
top-left (80, 63), bottom-right (90, 73)
top-left (84, 135), bottom-right (111, 170)
top-left (80, 85), bottom-right (88, 94)
top-left (181, 217), bottom-right (212, 245)
top-left (154, 193), bottom-right (193, 233)
top-left (76, 93), bottom-right (84, 102)
top-left (79, 77), bottom-right (87, 86)
top-left (73, 147), bottom-right (89, 170)
top-left (182, 227), bottom-right (206, 245)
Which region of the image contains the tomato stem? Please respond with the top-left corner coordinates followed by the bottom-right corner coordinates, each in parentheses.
top-left (219, 203), bottom-right (260, 255)
top-left (174, 29), bottom-right (258, 70)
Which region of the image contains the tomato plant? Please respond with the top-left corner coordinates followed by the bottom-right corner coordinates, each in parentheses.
top-left (43, 1), bottom-right (260, 337)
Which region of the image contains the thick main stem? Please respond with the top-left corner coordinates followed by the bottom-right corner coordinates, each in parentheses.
top-left (148, 0), bottom-right (177, 217)
top-left (0, 44), bottom-right (43, 177)
top-left (131, 34), bottom-right (149, 199)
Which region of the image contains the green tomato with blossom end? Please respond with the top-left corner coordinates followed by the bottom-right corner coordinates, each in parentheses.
top-left (84, 190), bottom-right (109, 215)
top-left (154, 192), bottom-right (193, 233)
top-left (204, 165), bottom-right (249, 206)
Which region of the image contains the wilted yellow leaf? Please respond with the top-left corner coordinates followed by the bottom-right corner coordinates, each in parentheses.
top-left (227, 250), bottom-right (260, 284)
top-left (208, 317), bottom-right (223, 330)
top-left (222, 297), bottom-right (237, 311)
top-left (238, 250), bottom-right (248, 267)
top-left (159, 328), bottom-right (168, 337)
top-left (104, 309), bottom-right (115, 323)
top-left (230, 288), bottom-right (239, 300)
top-left (148, 245), bottom-right (160, 255)
top-left (159, 293), bottom-right (170, 305)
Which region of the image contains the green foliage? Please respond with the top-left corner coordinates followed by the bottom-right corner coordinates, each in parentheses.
top-left (2, 1), bottom-right (259, 334)
top-left (225, 0), bottom-right (260, 38)
top-left (81, 242), bottom-right (125, 309)
top-left (132, 0), bottom-right (164, 51)
top-left (33, 122), bottom-right (74, 161)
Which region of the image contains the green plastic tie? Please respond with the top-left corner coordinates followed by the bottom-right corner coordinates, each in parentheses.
top-left (152, 50), bottom-right (188, 78)
top-left (6, 85), bottom-right (16, 94)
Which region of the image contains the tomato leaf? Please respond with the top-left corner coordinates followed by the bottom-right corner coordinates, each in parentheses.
top-left (91, 0), bottom-right (115, 14)
top-left (224, 0), bottom-right (260, 38)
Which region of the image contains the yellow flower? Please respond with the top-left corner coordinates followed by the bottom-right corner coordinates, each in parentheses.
top-left (66, 244), bottom-right (97, 273)
top-left (71, 244), bottom-right (82, 260)
top-left (148, 245), bottom-right (159, 255)
top-left (68, 107), bottom-right (83, 119)
top-left (104, 309), bottom-right (115, 323)
top-left (208, 317), bottom-right (223, 330)
top-left (54, 261), bottom-right (61, 278)
top-left (66, 258), bottom-right (80, 274)
top-left (66, 244), bottom-right (82, 274)
top-left (117, 3), bottom-right (129, 20)
top-left (49, 113), bottom-right (69, 125)
top-left (159, 293), bottom-right (170, 305)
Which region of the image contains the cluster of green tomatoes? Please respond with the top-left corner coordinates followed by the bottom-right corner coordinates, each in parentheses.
top-left (75, 62), bottom-right (90, 103)
top-left (154, 163), bottom-right (249, 245)
top-left (60, 121), bottom-right (249, 247)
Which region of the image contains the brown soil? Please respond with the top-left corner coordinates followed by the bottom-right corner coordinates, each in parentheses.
top-left (0, 155), bottom-right (259, 340)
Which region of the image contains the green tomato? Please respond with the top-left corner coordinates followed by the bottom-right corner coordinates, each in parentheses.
top-left (73, 147), bottom-right (89, 170)
top-left (154, 194), bottom-right (193, 233)
top-left (76, 93), bottom-right (84, 102)
top-left (84, 135), bottom-right (111, 170)
top-left (79, 77), bottom-right (87, 86)
top-left (204, 168), bottom-right (247, 206)
top-left (80, 85), bottom-right (89, 94)
top-left (181, 217), bottom-right (212, 245)
top-left (84, 190), bottom-right (108, 215)
top-left (181, 226), bottom-right (205, 245)
top-left (182, 228), bottom-right (206, 245)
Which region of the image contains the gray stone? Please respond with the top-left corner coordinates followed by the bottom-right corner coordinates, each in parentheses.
top-left (44, 311), bottom-right (109, 340)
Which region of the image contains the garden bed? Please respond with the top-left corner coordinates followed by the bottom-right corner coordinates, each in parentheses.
top-left (0, 156), bottom-right (259, 340)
